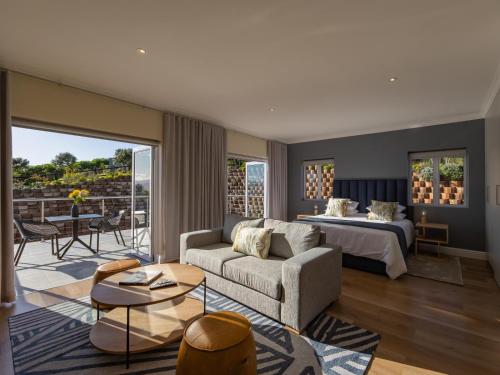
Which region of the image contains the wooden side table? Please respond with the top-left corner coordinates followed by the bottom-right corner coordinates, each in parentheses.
top-left (296, 214), bottom-right (314, 220)
top-left (415, 222), bottom-right (449, 256)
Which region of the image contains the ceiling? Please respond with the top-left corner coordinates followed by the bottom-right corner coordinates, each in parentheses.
top-left (1, 0), bottom-right (500, 143)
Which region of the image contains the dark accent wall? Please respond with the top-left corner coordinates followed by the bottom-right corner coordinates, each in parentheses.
top-left (288, 119), bottom-right (485, 251)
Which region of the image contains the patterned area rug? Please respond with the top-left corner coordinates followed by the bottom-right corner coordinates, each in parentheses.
top-left (406, 254), bottom-right (464, 286)
top-left (9, 287), bottom-right (379, 374)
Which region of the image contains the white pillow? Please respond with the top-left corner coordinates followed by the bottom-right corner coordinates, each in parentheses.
top-left (393, 213), bottom-right (406, 220)
top-left (347, 208), bottom-right (359, 215)
top-left (367, 203), bottom-right (406, 213)
top-left (348, 200), bottom-right (359, 210)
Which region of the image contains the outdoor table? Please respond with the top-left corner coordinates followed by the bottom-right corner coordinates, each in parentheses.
top-left (45, 214), bottom-right (104, 259)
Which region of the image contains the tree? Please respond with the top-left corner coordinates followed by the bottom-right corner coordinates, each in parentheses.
top-left (52, 152), bottom-right (77, 168)
top-left (13, 157), bottom-right (29, 169)
top-left (114, 148), bottom-right (132, 167)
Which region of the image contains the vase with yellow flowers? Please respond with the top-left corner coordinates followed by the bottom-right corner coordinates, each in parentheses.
top-left (68, 189), bottom-right (89, 217)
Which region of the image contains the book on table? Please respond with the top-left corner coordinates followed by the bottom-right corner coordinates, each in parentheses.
top-left (119, 270), bottom-right (163, 286)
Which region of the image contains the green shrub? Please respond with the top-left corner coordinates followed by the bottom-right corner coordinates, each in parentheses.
top-left (420, 166), bottom-right (434, 181)
top-left (439, 163), bottom-right (463, 181)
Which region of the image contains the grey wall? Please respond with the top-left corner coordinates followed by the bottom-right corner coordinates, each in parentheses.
top-left (288, 119), bottom-right (485, 251)
top-left (485, 91), bottom-right (500, 285)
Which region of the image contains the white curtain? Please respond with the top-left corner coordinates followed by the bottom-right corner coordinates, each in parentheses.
top-left (267, 140), bottom-right (288, 221)
top-left (153, 113), bottom-right (226, 262)
top-left (0, 69), bottom-right (15, 303)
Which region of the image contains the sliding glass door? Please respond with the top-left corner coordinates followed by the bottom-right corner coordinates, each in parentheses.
top-left (131, 146), bottom-right (153, 260)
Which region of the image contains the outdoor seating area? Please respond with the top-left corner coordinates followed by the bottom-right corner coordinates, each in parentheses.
top-left (14, 228), bottom-right (149, 295)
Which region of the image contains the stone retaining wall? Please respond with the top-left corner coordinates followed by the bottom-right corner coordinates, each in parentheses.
top-left (13, 176), bottom-right (147, 242)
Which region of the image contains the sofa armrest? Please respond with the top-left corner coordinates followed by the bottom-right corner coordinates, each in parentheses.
top-left (281, 245), bottom-right (342, 331)
top-left (179, 228), bottom-right (223, 264)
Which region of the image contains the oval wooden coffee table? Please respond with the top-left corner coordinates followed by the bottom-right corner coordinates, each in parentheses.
top-left (90, 263), bottom-right (206, 368)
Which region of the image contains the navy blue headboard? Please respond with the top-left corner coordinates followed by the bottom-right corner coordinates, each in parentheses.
top-left (332, 178), bottom-right (410, 216)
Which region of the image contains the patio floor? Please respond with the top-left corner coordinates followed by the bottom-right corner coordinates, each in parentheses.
top-left (14, 229), bottom-right (151, 296)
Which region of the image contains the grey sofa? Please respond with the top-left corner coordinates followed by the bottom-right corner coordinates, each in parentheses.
top-left (180, 214), bottom-right (342, 332)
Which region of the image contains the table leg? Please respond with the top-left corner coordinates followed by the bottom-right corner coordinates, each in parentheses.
top-left (75, 237), bottom-right (97, 253)
top-left (96, 303), bottom-right (100, 321)
top-left (57, 239), bottom-right (75, 259)
top-left (126, 306), bottom-right (130, 369)
top-left (203, 277), bottom-right (207, 316)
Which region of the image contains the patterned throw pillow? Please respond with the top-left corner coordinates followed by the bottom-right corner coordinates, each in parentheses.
top-left (325, 198), bottom-right (349, 217)
top-left (367, 200), bottom-right (398, 221)
top-left (229, 218), bottom-right (265, 243)
top-left (233, 227), bottom-right (273, 258)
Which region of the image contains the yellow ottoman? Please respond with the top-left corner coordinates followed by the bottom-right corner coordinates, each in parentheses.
top-left (176, 311), bottom-right (257, 375)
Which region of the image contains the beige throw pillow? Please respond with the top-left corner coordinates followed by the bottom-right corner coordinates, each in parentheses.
top-left (325, 198), bottom-right (349, 217)
top-left (367, 200), bottom-right (398, 221)
top-left (233, 227), bottom-right (273, 258)
top-left (230, 218), bottom-right (265, 243)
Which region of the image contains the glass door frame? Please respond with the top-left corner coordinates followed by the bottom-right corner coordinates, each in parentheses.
top-left (226, 153), bottom-right (268, 218)
top-left (131, 145), bottom-right (155, 261)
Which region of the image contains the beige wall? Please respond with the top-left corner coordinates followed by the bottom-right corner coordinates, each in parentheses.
top-left (227, 129), bottom-right (267, 159)
top-left (11, 72), bottom-right (164, 142)
top-left (10, 72), bottom-right (268, 155)
top-left (485, 87), bottom-right (500, 286)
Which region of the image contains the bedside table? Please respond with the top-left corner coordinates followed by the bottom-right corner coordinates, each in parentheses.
top-left (296, 214), bottom-right (314, 220)
top-left (415, 222), bottom-right (449, 256)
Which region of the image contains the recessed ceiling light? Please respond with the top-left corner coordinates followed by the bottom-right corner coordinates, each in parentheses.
top-left (269, 107), bottom-right (277, 112)
top-left (136, 48), bottom-right (147, 55)
top-left (388, 77), bottom-right (398, 83)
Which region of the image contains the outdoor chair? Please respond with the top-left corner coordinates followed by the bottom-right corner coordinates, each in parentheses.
top-left (89, 209), bottom-right (126, 251)
top-left (13, 219), bottom-right (61, 266)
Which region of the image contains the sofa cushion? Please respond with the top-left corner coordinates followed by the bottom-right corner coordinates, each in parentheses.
top-left (185, 243), bottom-right (245, 275)
top-left (264, 219), bottom-right (321, 259)
top-left (222, 214), bottom-right (264, 244)
top-left (233, 227), bottom-right (273, 258)
top-left (223, 256), bottom-right (284, 300)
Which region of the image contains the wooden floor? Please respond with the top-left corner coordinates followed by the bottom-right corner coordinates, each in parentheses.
top-left (1, 258), bottom-right (499, 374)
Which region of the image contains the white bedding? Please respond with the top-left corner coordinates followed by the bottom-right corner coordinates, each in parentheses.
top-left (310, 213), bottom-right (414, 279)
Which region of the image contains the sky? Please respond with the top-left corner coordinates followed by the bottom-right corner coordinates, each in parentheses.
top-left (12, 127), bottom-right (139, 165)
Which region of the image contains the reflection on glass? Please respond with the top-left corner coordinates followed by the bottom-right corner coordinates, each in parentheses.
top-left (439, 157), bottom-right (464, 205)
top-left (411, 159), bottom-right (434, 205)
top-left (226, 159), bottom-right (266, 218)
top-left (246, 162), bottom-right (266, 218)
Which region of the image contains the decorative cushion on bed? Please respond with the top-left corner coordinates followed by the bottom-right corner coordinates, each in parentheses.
top-left (347, 200), bottom-right (359, 215)
top-left (394, 213), bottom-right (406, 220)
top-left (222, 214), bottom-right (264, 244)
top-left (264, 219), bottom-right (321, 258)
top-left (367, 200), bottom-right (398, 221)
top-left (396, 204), bottom-right (406, 213)
top-left (325, 198), bottom-right (349, 217)
top-left (233, 227), bottom-right (273, 258)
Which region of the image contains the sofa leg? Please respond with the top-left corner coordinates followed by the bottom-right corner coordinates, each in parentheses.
top-left (284, 325), bottom-right (302, 336)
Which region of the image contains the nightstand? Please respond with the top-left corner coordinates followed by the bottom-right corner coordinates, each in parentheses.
top-left (296, 214), bottom-right (314, 220)
top-left (414, 222), bottom-right (449, 256)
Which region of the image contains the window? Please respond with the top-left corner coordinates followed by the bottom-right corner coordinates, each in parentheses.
top-left (409, 150), bottom-right (467, 207)
top-left (303, 159), bottom-right (335, 200)
top-left (226, 157), bottom-right (267, 218)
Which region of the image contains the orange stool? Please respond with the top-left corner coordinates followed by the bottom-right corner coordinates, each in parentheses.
top-left (176, 311), bottom-right (257, 375)
top-left (92, 258), bottom-right (140, 308)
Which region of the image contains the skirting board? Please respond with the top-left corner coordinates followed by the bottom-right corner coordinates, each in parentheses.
top-left (417, 243), bottom-right (487, 260)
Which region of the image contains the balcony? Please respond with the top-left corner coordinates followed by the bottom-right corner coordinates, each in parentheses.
top-left (13, 195), bottom-right (150, 296)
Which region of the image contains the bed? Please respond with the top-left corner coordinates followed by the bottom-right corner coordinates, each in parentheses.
top-left (296, 178), bottom-right (414, 279)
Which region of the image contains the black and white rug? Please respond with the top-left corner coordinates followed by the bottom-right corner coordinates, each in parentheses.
top-left (9, 287), bottom-right (379, 374)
